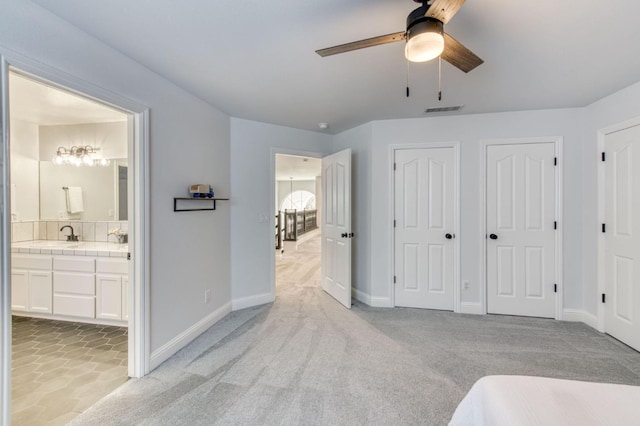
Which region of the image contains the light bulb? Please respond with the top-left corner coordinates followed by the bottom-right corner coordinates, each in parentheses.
top-left (82, 154), bottom-right (94, 166)
top-left (405, 19), bottom-right (444, 63)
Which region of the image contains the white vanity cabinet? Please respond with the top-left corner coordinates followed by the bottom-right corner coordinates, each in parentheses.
top-left (96, 258), bottom-right (129, 321)
top-left (11, 247), bottom-right (128, 325)
top-left (11, 254), bottom-right (53, 313)
top-left (53, 256), bottom-right (96, 318)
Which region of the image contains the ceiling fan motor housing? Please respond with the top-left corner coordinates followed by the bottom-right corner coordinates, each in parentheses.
top-left (407, 5), bottom-right (443, 35)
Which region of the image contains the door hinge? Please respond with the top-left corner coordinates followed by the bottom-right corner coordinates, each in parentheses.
top-left (602, 223), bottom-right (606, 233)
top-left (393, 220), bottom-right (396, 228)
top-left (602, 152), bottom-right (606, 162)
top-left (554, 157), bottom-right (557, 166)
top-left (127, 252), bottom-right (131, 260)
top-left (554, 221), bottom-right (557, 230)
top-left (602, 293), bottom-right (606, 303)
top-left (554, 283), bottom-right (557, 293)
top-left (394, 162), bottom-right (396, 171)
top-left (394, 275), bottom-right (396, 284)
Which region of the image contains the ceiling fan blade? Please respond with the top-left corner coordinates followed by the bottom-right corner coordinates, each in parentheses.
top-left (441, 32), bottom-right (483, 73)
top-left (316, 31), bottom-right (405, 57)
top-left (425, 0), bottom-right (465, 24)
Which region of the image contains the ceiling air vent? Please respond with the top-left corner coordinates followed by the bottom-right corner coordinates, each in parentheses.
top-left (424, 105), bottom-right (464, 114)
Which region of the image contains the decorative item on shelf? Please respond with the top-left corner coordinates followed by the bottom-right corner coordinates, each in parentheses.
top-left (173, 185), bottom-right (229, 212)
top-left (53, 145), bottom-right (111, 167)
top-left (189, 184), bottom-right (214, 198)
top-left (108, 228), bottom-right (128, 244)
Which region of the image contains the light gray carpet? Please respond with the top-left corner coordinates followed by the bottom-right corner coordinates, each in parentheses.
top-left (70, 238), bottom-right (640, 425)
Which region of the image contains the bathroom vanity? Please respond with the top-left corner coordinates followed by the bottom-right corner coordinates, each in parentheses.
top-left (11, 240), bottom-right (129, 325)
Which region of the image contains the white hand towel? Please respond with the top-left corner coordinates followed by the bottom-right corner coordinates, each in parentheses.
top-left (66, 186), bottom-right (84, 214)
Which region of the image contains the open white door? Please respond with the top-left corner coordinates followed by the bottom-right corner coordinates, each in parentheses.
top-left (0, 56), bottom-right (11, 426)
top-left (321, 149), bottom-right (352, 308)
top-left (604, 124), bottom-right (640, 351)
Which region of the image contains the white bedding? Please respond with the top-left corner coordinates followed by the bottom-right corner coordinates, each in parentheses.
top-left (449, 375), bottom-right (640, 426)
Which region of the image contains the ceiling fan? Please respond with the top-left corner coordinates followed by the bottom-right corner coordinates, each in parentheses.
top-left (316, 0), bottom-right (483, 73)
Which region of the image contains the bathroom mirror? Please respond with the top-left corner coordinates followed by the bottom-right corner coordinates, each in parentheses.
top-left (39, 159), bottom-right (128, 221)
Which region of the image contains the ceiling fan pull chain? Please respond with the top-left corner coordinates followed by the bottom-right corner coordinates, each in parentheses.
top-left (438, 56), bottom-right (442, 101)
top-left (406, 60), bottom-right (410, 98)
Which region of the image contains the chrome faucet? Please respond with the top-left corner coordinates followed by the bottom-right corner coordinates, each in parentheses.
top-left (60, 225), bottom-right (79, 242)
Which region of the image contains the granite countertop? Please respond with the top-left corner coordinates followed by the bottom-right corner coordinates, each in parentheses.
top-left (12, 240), bottom-right (128, 257)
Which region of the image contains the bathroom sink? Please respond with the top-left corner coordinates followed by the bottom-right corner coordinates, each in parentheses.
top-left (29, 241), bottom-right (79, 248)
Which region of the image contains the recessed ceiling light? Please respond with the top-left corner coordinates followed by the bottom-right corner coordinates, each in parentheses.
top-left (318, 122), bottom-right (329, 129)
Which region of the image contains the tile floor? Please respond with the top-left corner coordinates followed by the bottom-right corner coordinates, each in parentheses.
top-left (11, 316), bottom-right (128, 425)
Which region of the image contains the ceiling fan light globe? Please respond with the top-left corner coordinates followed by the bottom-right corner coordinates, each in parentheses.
top-left (405, 18), bottom-right (444, 63)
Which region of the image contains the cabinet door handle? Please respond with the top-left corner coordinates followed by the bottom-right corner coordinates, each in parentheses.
top-left (445, 233), bottom-right (454, 239)
top-left (489, 234), bottom-right (498, 240)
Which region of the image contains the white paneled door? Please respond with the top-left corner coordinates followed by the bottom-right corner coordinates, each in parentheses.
top-left (486, 143), bottom-right (556, 318)
top-left (604, 124), bottom-right (640, 351)
top-left (394, 147), bottom-right (456, 310)
top-left (321, 149), bottom-right (352, 309)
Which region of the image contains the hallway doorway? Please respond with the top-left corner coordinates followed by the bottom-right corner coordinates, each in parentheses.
top-left (274, 154), bottom-right (322, 297)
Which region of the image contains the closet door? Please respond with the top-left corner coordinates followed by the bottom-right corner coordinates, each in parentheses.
top-left (604, 124), bottom-right (640, 351)
top-left (486, 142), bottom-right (556, 318)
top-left (394, 147), bottom-right (456, 310)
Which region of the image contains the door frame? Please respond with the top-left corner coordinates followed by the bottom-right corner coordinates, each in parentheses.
top-left (389, 142), bottom-right (461, 311)
top-left (480, 137), bottom-right (563, 318)
top-left (0, 50), bottom-right (150, 422)
top-left (596, 116), bottom-right (640, 332)
top-left (269, 148), bottom-right (324, 300)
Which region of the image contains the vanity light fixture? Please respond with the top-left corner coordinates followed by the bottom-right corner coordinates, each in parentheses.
top-left (52, 145), bottom-right (111, 167)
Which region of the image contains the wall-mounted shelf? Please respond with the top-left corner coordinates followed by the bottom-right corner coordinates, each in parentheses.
top-left (173, 197), bottom-right (229, 212)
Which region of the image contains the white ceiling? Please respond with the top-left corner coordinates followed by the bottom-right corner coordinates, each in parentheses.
top-left (31, 0), bottom-right (640, 133)
top-left (9, 72), bottom-right (127, 125)
top-left (275, 155), bottom-right (321, 181)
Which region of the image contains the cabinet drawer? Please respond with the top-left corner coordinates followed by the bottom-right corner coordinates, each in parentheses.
top-left (53, 272), bottom-right (95, 295)
top-left (12, 254), bottom-right (52, 271)
top-left (96, 258), bottom-right (128, 275)
top-left (54, 256), bottom-right (95, 273)
top-left (54, 294), bottom-right (95, 318)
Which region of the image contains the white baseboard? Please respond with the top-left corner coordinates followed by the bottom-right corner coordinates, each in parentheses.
top-left (563, 309), bottom-right (599, 330)
top-left (150, 301), bottom-right (232, 370)
top-left (352, 288), bottom-right (372, 306)
top-left (232, 292), bottom-right (274, 311)
top-left (458, 302), bottom-right (483, 315)
top-left (370, 296), bottom-right (393, 308)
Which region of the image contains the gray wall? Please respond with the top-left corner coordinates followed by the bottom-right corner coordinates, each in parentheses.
top-left (276, 179), bottom-right (316, 213)
top-left (230, 118), bottom-right (332, 306)
top-left (335, 110), bottom-right (584, 312)
top-left (1, 0), bottom-right (231, 356)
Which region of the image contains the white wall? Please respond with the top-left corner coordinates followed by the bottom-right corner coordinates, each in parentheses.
top-left (0, 0), bottom-right (231, 357)
top-left (276, 179), bottom-right (316, 212)
top-left (230, 118), bottom-right (332, 307)
top-left (582, 81), bottom-right (640, 315)
top-left (10, 119), bottom-right (39, 221)
top-left (39, 121), bottom-right (127, 159)
top-left (335, 110), bottom-right (585, 311)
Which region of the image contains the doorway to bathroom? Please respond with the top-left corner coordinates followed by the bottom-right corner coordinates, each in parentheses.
top-left (1, 60), bottom-right (149, 425)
